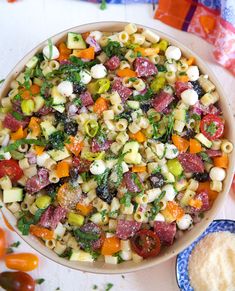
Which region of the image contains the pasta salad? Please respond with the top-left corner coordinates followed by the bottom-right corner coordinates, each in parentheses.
top-left (0, 23), bottom-right (233, 264)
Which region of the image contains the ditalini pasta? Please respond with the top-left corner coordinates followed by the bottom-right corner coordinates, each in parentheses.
top-left (0, 23), bottom-right (233, 263)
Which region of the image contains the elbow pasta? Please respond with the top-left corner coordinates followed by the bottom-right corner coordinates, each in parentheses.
top-left (0, 23), bottom-right (232, 265)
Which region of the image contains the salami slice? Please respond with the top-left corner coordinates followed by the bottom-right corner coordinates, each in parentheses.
top-left (25, 168), bottom-right (50, 194)
top-left (123, 172), bottom-right (141, 193)
top-left (91, 138), bottom-right (112, 153)
top-left (178, 153), bottom-right (204, 173)
top-left (72, 157), bottom-right (91, 173)
top-left (105, 56), bottom-right (120, 71)
top-left (80, 222), bottom-right (104, 250)
top-left (112, 79), bottom-right (132, 102)
top-left (206, 149), bottom-right (222, 157)
top-left (80, 91), bottom-right (94, 107)
top-left (153, 221), bottom-right (176, 246)
top-left (116, 219), bottom-right (141, 240)
top-left (185, 191), bottom-right (211, 214)
top-left (175, 81), bottom-right (192, 97)
top-left (134, 57), bottom-right (157, 77)
top-left (3, 113), bottom-right (29, 131)
top-left (152, 91), bottom-right (174, 112)
top-left (39, 205), bottom-right (67, 229)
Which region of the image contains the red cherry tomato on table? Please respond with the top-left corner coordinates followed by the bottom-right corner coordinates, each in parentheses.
top-left (0, 227), bottom-right (6, 259)
top-left (0, 271), bottom-right (35, 291)
top-left (200, 114), bottom-right (224, 141)
top-left (130, 229), bottom-right (161, 258)
top-left (0, 159), bottom-right (23, 182)
top-left (5, 253), bottom-right (39, 272)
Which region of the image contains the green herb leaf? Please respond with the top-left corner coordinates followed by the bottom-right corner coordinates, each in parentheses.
top-left (48, 131), bottom-right (68, 150)
top-left (74, 229), bottom-right (100, 241)
top-left (59, 247), bottom-right (72, 259)
top-left (191, 113), bottom-right (201, 121)
top-left (114, 111), bottom-right (132, 123)
top-left (22, 68), bottom-right (32, 89)
top-left (105, 283), bottom-right (114, 291)
top-left (0, 79), bottom-right (5, 85)
top-left (103, 41), bottom-right (122, 58)
top-left (199, 152), bottom-right (212, 163)
top-left (12, 111), bottom-right (23, 121)
top-left (205, 122), bottom-right (217, 136)
top-left (40, 81), bottom-right (52, 96)
top-left (95, 168), bottom-right (110, 186)
top-left (156, 64), bottom-right (167, 72)
top-left (149, 191), bottom-right (166, 220)
top-left (100, 0), bottom-right (107, 10)
top-left (10, 241), bottom-right (20, 248)
top-left (35, 278), bottom-right (45, 285)
top-left (93, 285), bottom-right (98, 290)
top-left (133, 88), bottom-right (154, 101)
top-left (0, 155), bottom-right (5, 160)
top-left (120, 192), bottom-right (132, 207)
top-left (73, 97), bottom-right (82, 107)
top-left (3, 138), bottom-right (46, 153)
top-left (113, 251), bottom-right (124, 264)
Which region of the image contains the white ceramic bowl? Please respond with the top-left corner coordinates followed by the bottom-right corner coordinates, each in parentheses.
top-left (1, 21), bottom-right (235, 274)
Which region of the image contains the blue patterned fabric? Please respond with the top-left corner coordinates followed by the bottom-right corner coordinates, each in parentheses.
top-left (176, 220), bottom-right (235, 291)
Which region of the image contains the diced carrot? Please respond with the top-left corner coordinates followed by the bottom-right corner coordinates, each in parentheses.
top-left (129, 131), bottom-right (146, 143)
top-left (73, 47), bottom-right (95, 60)
top-left (189, 138), bottom-right (202, 154)
top-left (177, 75), bottom-right (189, 83)
top-left (76, 203), bottom-right (93, 216)
top-left (66, 136), bottom-right (84, 156)
top-left (134, 47), bottom-right (160, 57)
top-left (82, 32), bottom-right (90, 41)
top-left (188, 198), bottom-right (203, 209)
top-left (172, 134), bottom-right (189, 152)
top-left (30, 84), bottom-right (40, 95)
top-left (56, 161), bottom-right (70, 178)
top-left (34, 145), bottom-right (45, 156)
top-left (213, 154), bottom-right (229, 169)
top-left (132, 165), bottom-right (147, 173)
top-left (161, 201), bottom-right (184, 223)
top-left (30, 225), bottom-right (54, 240)
top-left (28, 117), bottom-right (41, 137)
top-left (10, 126), bottom-right (27, 140)
top-left (187, 57), bottom-right (195, 66)
top-left (93, 97), bottom-right (108, 115)
top-left (197, 181), bottom-right (218, 202)
top-left (116, 68), bottom-right (137, 78)
top-left (101, 236), bottom-right (121, 256)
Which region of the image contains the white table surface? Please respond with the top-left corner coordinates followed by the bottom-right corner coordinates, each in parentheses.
top-left (0, 0), bottom-right (234, 290)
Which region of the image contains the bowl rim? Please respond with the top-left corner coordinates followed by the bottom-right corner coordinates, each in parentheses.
top-left (1, 21), bottom-right (235, 274)
top-left (175, 219), bottom-right (235, 290)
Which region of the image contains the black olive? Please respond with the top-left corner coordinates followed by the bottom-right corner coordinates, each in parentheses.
top-left (140, 103), bottom-right (151, 112)
top-left (64, 121), bottom-right (78, 136)
top-left (149, 173), bottom-right (165, 188)
top-left (73, 84), bottom-right (86, 94)
top-left (193, 172), bottom-right (209, 182)
top-left (96, 184), bottom-right (116, 204)
top-left (183, 129), bottom-right (195, 140)
top-left (54, 111), bottom-right (67, 123)
top-left (69, 167), bottom-right (79, 181)
top-left (190, 81), bottom-right (204, 98)
top-left (44, 180), bottom-right (64, 197)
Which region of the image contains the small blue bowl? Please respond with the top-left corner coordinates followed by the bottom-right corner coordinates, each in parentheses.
top-left (176, 219), bottom-right (235, 291)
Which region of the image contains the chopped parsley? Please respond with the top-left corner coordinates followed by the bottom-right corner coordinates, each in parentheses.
top-left (35, 278), bottom-right (45, 285)
top-left (113, 252), bottom-right (124, 264)
top-left (100, 0), bottom-right (107, 10)
top-left (40, 81), bottom-right (52, 96)
top-left (0, 155), bottom-right (4, 160)
top-left (12, 111), bottom-right (23, 121)
top-left (59, 247), bottom-right (73, 259)
top-left (0, 79), bottom-right (5, 84)
top-left (48, 130), bottom-right (69, 150)
top-left (13, 94), bottom-right (22, 101)
top-left (129, 77), bottom-right (137, 82)
top-left (100, 209), bottom-right (107, 221)
top-left (48, 39), bottom-right (53, 60)
top-left (205, 122), bottom-right (217, 136)
top-left (114, 111), bottom-right (132, 123)
top-left (73, 97), bottom-right (82, 107)
top-left (121, 275), bottom-right (125, 279)
top-left (3, 138), bottom-right (46, 153)
top-left (191, 113), bottom-right (201, 121)
top-left (156, 64), bottom-right (167, 72)
top-left (149, 191), bottom-right (166, 220)
top-left (120, 192), bottom-right (132, 207)
top-left (93, 285), bottom-right (98, 290)
top-left (22, 68), bottom-right (32, 89)
top-left (6, 241), bottom-right (21, 254)
top-left (133, 88), bottom-right (154, 101)
top-left (152, 166), bottom-right (161, 174)
top-left (103, 41), bottom-right (123, 58)
top-left (105, 283), bottom-right (114, 291)
top-left (199, 152), bottom-right (212, 163)
top-left (17, 209), bottom-right (45, 235)
top-left (95, 168), bottom-right (110, 186)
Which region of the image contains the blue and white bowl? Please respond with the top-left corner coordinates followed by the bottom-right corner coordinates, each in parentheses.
top-left (176, 219), bottom-right (235, 291)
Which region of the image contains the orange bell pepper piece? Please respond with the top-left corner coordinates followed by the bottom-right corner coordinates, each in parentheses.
top-left (177, 75), bottom-right (189, 83)
top-left (10, 126), bottom-right (27, 140)
top-left (132, 165), bottom-right (147, 173)
top-left (197, 181), bottom-right (218, 202)
top-left (213, 154), bottom-right (229, 169)
top-left (161, 201), bottom-right (185, 223)
top-left (56, 161), bottom-right (70, 178)
top-left (57, 42), bottom-right (72, 62)
top-left (187, 57), bottom-right (195, 66)
top-left (188, 198), bottom-right (203, 209)
top-left (81, 32), bottom-right (90, 41)
top-left (30, 225), bottom-right (54, 240)
top-left (65, 136), bottom-right (84, 156)
top-left (189, 138), bottom-right (202, 154)
top-left (73, 47), bottom-right (95, 60)
top-left (30, 84), bottom-right (40, 95)
top-left (101, 236), bottom-right (121, 256)
top-left (116, 68), bottom-right (137, 78)
top-left (20, 84), bottom-right (40, 99)
top-left (93, 97), bottom-right (108, 115)
top-left (172, 134), bottom-right (189, 152)
top-left (129, 131), bottom-right (146, 143)
top-left (134, 47), bottom-right (159, 57)
top-left (76, 203), bottom-right (93, 216)
top-left (28, 117), bottom-right (41, 137)
top-left (34, 145), bottom-right (45, 156)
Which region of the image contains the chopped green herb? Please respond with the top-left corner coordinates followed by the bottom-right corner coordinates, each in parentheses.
top-left (133, 88), bottom-right (154, 101)
top-left (48, 39), bottom-right (53, 60)
top-left (199, 152), bottom-right (212, 163)
top-left (103, 41), bottom-right (123, 58)
top-left (149, 191), bottom-right (166, 220)
top-left (55, 288), bottom-right (60, 291)
top-left (152, 166), bottom-right (161, 174)
top-left (22, 68), bottom-right (32, 89)
top-left (205, 122), bottom-right (217, 135)
top-left (0, 79), bottom-right (5, 84)
top-left (59, 247), bottom-right (72, 259)
top-left (95, 168), bottom-right (110, 186)
top-left (191, 113), bottom-right (201, 121)
top-left (73, 97), bottom-right (82, 107)
top-left (3, 138), bottom-right (46, 153)
top-left (178, 71), bottom-right (187, 76)
top-left (12, 111), bottom-right (23, 121)
top-left (10, 241), bottom-right (20, 248)
top-left (13, 94), bottom-right (22, 101)
top-left (93, 285), bottom-right (98, 290)
top-left (40, 81), bottom-right (52, 96)
top-left (48, 131), bottom-right (68, 150)
top-left (35, 278), bottom-right (45, 285)
top-left (156, 64), bottom-right (167, 72)
top-left (120, 192), bottom-right (132, 207)
top-left (114, 111), bottom-right (132, 123)
top-left (74, 229), bottom-right (99, 241)
top-left (17, 209), bottom-right (45, 235)
top-left (100, 0), bottom-right (107, 10)
top-left (100, 209), bottom-right (107, 221)
top-left (105, 283), bottom-right (114, 291)
top-left (113, 251), bottom-right (124, 264)
top-left (129, 77), bottom-right (137, 82)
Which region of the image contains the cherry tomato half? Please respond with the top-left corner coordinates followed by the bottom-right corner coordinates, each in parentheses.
top-left (0, 228), bottom-right (6, 259)
top-left (5, 253), bottom-right (39, 272)
top-left (200, 114), bottom-right (224, 141)
top-left (0, 159), bottom-right (23, 182)
top-left (0, 271), bottom-right (35, 291)
top-left (130, 229), bottom-right (161, 258)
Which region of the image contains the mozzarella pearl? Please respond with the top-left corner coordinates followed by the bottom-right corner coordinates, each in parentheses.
top-left (165, 144), bottom-right (179, 159)
top-left (181, 89), bottom-right (198, 106)
top-left (165, 46), bottom-right (181, 61)
top-left (154, 213), bottom-right (165, 222)
top-left (209, 167), bottom-right (226, 181)
top-left (57, 81), bottom-right (73, 97)
top-left (90, 64), bottom-right (107, 79)
top-left (162, 184), bottom-right (176, 201)
top-left (79, 70), bottom-right (92, 85)
top-left (186, 66), bottom-right (199, 81)
top-left (43, 45), bottom-right (60, 60)
top-left (177, 214), bottom-right (193, 230)
top-left (90, 160), bottom-right (106, 175)
top-left (89, 31), bottom-right (103, 42)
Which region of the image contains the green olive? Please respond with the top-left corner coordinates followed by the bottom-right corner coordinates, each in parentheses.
top-left (21, 99), bottom-right (35, 116)
top-left (35, 195), bottom-right (51, 209)
top-left (167, 159), bottom-right (183, 177)
top-left (68, 212), bottom-right (84, 226)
